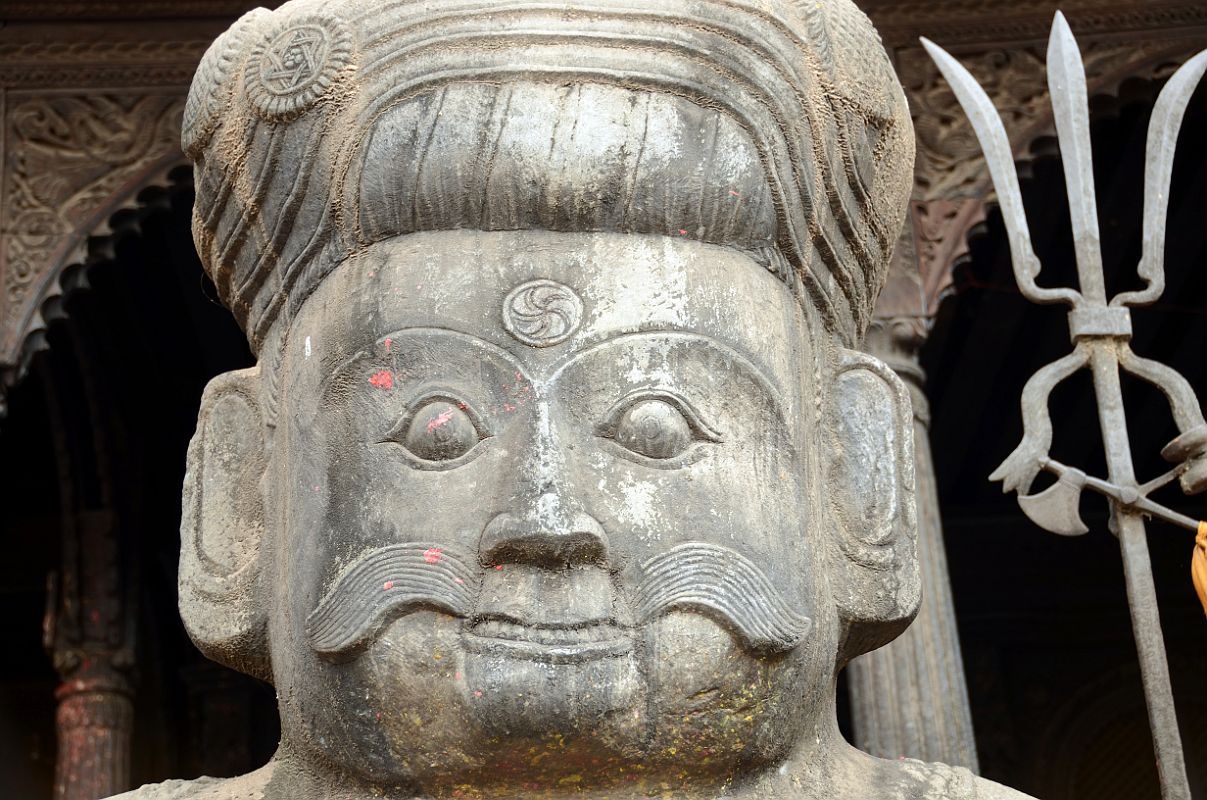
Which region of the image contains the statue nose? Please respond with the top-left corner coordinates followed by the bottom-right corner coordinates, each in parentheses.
top-left (479, 500), bottom-right (610, 569)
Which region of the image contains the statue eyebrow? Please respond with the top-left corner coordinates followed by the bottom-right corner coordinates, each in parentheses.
top-left (547, 330), bottom-right (786, 402)
top-left (316, 328), bottom-right (787, 415)
top-left (317, 327), bottom-right (528, 394)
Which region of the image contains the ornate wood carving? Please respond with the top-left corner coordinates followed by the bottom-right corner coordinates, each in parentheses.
top-left (876, 199), bottom-right (987, 321)
top-left (0, 93), bottom-right (187, 394)
top-left (864, 0), bottom-right (1207, 48)
top-left (0, 41), bottom-right (212, 89)
top-left (904, 39), bottom-right (1205, 200)
top-left (909, 198), bottom-right (987, 311)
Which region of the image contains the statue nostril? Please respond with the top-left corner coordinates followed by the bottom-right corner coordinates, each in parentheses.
top-left (479, 510), bottom-right (610, 569)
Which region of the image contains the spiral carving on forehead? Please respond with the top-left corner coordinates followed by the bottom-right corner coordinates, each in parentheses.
top-left (502, 279), bottom-right (585, 348)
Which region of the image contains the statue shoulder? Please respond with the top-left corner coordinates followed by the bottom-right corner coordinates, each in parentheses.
top-left (972, 775), bottom-right (1040, 800)
top-left (107, 777), bottom-right (223, 799)
top-left (108, 767), bottom-right (274, 800)
top-left (895, 759), bottom-right (1038, 800)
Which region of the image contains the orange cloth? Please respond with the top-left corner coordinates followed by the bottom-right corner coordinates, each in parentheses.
top-left (1195, 522), bottom-right (1207, 618)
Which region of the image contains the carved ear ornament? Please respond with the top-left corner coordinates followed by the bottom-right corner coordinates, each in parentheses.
top-left (179, 367), bottom-right (271, 680)
top-left (829, 349), bottom-right (917, 569)
top-left (244, 10), bottom-right (355, 123)
top-left (826, 349), bottom-right (921, 658)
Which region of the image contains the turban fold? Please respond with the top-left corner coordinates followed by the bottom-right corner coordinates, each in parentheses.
top-left (185, 0), bottom-right (914, 350)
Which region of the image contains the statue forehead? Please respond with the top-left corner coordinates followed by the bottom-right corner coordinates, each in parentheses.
top-left (284, 230), bottom-right (813, 391)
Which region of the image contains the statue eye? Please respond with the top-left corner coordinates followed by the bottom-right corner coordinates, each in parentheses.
top-left (384, 396), bottom-right (489, 465)
top-left (600, 392), bottom-right (721, 465)
top-left (615, 400), bottom-right (692, 459)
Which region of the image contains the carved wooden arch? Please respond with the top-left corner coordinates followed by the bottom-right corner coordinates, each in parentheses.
top-left (0, 92), bottom-right (189, 413)
top-left (25, 165), bottom-right (203, 800)
top-left (875, 35), bottom-right (1207, 322)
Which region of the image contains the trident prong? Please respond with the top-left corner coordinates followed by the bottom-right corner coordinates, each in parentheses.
top-left (1123, 47), bottom-right (1207, 308)
top-left (1048, 13), bottom-right (1107, 304)
top-left (924, 14), bottom-right (1207, 800)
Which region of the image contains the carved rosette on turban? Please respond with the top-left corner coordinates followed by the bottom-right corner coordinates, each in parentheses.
top-left (185, 0), bottom-right (915, 350)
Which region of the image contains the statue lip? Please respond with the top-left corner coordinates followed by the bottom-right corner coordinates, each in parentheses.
top-left (462, 616), bottom-right (633, 664)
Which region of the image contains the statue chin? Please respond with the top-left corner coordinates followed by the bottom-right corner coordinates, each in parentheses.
top-left (460, 644), bottom-right (642, 739)
top-left (282, 608), bottom-right (811, 791)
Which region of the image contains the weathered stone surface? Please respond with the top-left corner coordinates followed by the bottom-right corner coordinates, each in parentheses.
top-left (113, 0), bottom-right (1037, 797)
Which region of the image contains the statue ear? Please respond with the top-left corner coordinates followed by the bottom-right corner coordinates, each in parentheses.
top-left (826, 349), bottom-right (920, 664)
top-left (179, 367), bottom-right (271, 682)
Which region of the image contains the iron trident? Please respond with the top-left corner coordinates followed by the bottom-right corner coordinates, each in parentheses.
top-left (924, 13), bottom-right (1207, 800)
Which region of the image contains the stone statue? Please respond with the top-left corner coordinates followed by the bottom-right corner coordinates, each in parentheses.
top-left (117, 1), bottom-right (1036, 797)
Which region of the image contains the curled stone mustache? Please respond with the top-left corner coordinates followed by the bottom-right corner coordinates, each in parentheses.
top-left (305, 541), bottom-right (812, 660)
top-left (305, 542), bottom-right (479, 657)
top-left (635, 543), bottom-right (813, 654)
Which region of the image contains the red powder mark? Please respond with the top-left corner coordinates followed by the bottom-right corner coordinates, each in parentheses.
top-left (383, 337), bottom-right (393, 352)
top-left (678, 228), bottom-right (688, 235)
top-left (455, 671), bottom-right (463, 681)
top-left (502, 403), bottom-right (516, 413)
top-left (457, 402), bottom-right (467, 410)
top-left (454, 577), bottom-right (465, 585)
top-left (729, 189), bottom-right (742, 197)
top-left (473, 690), bottom-right (483, 698)
top-left (375, 711), bottom-right (381, 721)
top-left (382, 581), bottom-right (395, 591)
top-left (426, 409), bottom-right (455, 432)
top-left (494, 565), bottom-right (504, 571)
top-left (369, 370), bottom-right (394, 389)
top-left (423, 547), bottom-right (443, 564)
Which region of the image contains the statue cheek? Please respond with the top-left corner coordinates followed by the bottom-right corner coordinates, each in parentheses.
top-left (306, 612), bottom-right (479, 782)
top-left (643, 612), bottom-right (796, 764)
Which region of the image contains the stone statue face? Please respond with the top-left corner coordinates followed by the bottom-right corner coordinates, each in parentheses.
top-left (267, 229), bottom-right (835, 792)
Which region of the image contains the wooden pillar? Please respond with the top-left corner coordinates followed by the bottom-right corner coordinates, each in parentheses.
top-left (53, 668), bottom-right (134, 800)
top-left (46, 509), bottom-right (136, 800)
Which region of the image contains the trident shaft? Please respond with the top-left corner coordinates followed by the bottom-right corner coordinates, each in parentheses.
top-left (924, 13), bottom-right (1207, 800)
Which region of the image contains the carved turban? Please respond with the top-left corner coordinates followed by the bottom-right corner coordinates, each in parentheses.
top-left (185, 0), bottom-right (914, 350)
